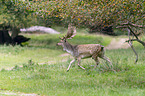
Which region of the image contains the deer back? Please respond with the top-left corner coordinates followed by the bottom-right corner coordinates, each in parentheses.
top-left (73, 44), bottom-right (104, 58)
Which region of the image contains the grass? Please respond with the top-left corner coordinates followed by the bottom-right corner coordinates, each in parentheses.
top-left (0, 32), bottom-right (145, 96)
top-left (0, 45), bottom-right (63, 69)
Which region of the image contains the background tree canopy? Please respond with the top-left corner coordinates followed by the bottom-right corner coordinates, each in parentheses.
top-left (28, 0), bottom-right (145, 28)
top-left (0, 0), bottom-right (144, 32)
top-left (0, 0), bottom-right (144, 45)
top-left (0, 0), bottom-right (35, 29)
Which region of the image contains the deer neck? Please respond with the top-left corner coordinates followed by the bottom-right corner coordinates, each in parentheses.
top-left (63, 41), bottom-right (75, 56)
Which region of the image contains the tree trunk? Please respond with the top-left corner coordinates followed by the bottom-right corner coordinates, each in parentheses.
top-left (11, 27), bottom-right (20, 39)
top-left (0, 30), bottom-right (5, 44)
top-left (0, 30), bottom-right (13, 45)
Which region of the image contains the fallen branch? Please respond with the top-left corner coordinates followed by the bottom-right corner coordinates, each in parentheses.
top-left (20, 26), bottom-right (60, 34)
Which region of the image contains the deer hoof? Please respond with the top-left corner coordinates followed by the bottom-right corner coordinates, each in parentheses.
top-left (67, 70), bottom-right (69, 72)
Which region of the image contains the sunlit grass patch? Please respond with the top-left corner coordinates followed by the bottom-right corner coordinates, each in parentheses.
top-left (0, 45), bottom-right (64, 70)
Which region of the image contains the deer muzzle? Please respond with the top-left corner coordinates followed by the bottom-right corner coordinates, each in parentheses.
top-left (56, 43), bottom-right (62, 46)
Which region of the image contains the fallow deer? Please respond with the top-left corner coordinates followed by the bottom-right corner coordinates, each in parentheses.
top-left (57, 25), bottom-right (113, 71)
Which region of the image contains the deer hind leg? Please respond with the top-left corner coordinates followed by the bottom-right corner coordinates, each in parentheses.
top-left (101, 56), bottom-right (113, 67)
top-left (67, 59), bottom-right (76, 72)
top-left (77, 57), bottom-right (85, 70)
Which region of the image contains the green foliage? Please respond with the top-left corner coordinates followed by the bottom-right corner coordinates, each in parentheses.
top-left (0, 0), bottom-right (36, 29)
top-left (0, 0), bottom-right (144, 36)
top-left (28, 0), bottom-right (145, 28)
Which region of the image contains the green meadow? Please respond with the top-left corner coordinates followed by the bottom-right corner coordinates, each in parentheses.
top-left (0, 33), bottom-right (145, 96)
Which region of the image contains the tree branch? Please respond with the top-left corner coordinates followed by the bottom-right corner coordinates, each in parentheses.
top-left (116, 21), bottom-right (145, 63)
top-left (127, 28), bottom-right (138, 63)
top-left (116, 26), bottom-right (128, 28)
top-left (118, 22), bottom-right (145, 28)
top-left (127, 26), bottom-right (139, 39)
top-left (128, 22), bottom-right (145, 28)
top-left (125, 39), bottom-right (145, 47)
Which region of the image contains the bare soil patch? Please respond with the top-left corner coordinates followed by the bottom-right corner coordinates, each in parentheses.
top-left (0, 90), bottom-right (39, 96)
top-left (106, 38), bottom-right (130, 50)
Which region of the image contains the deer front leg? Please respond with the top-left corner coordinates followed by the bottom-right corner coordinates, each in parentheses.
top-left (77, 57), bottom-right (85, 70)
top-left (94, 57), bottom-right (99, 68)
top-left (67, 59), bottom-right (76, 72)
